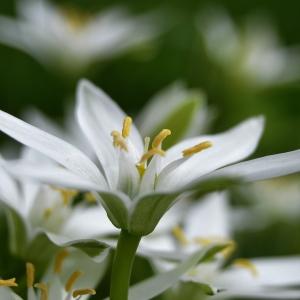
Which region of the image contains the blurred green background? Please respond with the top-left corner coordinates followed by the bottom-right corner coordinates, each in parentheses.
top-left (0, 0), bottom-right (300, 298)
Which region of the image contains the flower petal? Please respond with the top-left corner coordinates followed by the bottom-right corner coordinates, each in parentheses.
top-left (0, 110), bottom-right (106, 187)
top-left (215, 149), bottom-right (300, 182)
top-left (76, 79), bottom-right (143, 188)
top-left (157, 116), bottom-right (264, 190)
top-left (184, 192), bottom-right (231, 240)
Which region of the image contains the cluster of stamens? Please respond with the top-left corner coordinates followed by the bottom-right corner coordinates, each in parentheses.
top-left (0, 249), bottom-right (96, 300)
top-left (111, 116), bottom-right (213, 177)
top-left (172, 226), bottom-right (258, 277)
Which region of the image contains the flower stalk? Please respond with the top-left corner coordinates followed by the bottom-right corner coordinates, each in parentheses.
top-left (110, 230), bottom-right (141, 300)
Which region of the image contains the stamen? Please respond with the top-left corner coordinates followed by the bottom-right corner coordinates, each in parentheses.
top-left (26, 262), bottom-right (35, 288)
top-left (0, 278), bottom-right (18, 287)
top-left (172, 226), bottom-right (189, 246)
top-left (182, 141), bottom-right (212, 157)
top-left (139, 148), bottom-right (165, 164)
top-left (73, 288), bottom-right (96, 298)
top-left (144, 136), bottom-right (150, 152)
top-left (43, 208), bottom-right (53, 219)
top-left (234, 259), bottom-right (258, 277)
top-left (34, 283), bottom-right (48, 300)
top-left (111, 131), bottom-right (128, 151)
top-left (85, 192), bottom-right (97, 203)
top-left (54, 249), bottom-right (69, 274)
top-left (52, 187), bottom-right (78, 206)
top-left (122, 116), bottom-right (132, 138)
top-left (65, 271), bottom-right (83, 292)
top-left (152, 129), bottom-right (172, 149)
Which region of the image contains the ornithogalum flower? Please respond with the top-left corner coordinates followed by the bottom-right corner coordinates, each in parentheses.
top-left (0, 80), bottom-right (300, 236)
top-left (0, 247), bottom-right (107, 300)
top-left (0, 0), bottom-right (160, 72)
top-left (0, 148), bottom-right (116, 261)
top-left (148, 192), bottom-right (300, 298)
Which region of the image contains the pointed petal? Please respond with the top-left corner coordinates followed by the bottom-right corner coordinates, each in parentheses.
top-left (62, 206), bottom-right (117, 239)
top-left (4, 161), bottom-right (102, 191)
top-left (215, 149), bottom-right (300, 182)
top-left (157, 116), bottom-right (264, 190)
top-left (76, 79), bottom-right (143, 187)
top-left (184, 192), bottom-right (231, 240)
top-left (0, 110), bottom-right (106, 186)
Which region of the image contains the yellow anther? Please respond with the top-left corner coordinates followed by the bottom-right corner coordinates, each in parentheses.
top-left (85, 192), bottom-right (97, 203)
top-left (43, 208), bottom-right (53, 220)
top-left (65, 271), bottom-right (83, 292)
top-left (222, 241), bottom-right (236, 259)
top-left (54, 249), bottom-right (69, 274)
top-left (73, 288), bottom-right (96, 298)
top-left (111, 131), bottom-right (128, 151)
top-left (182, 141), bottom-right (213, 157)
top-left (234, 259), bottom-right (258, 277)
top-left (194, 237), bottom-right (215, 246)
top-left (122, 116), bottom-right (132, 138)
top-left (34, 283), bottom-right (48, 300)
top-left (26, 262), bottom-right (35, 288)
top-left (152, 129), bottom-right (172, 149)
top-left (139, 148), bottom-right (165, 164)
top-left (0, 278), bottom-right (18, 287)
top-left (52, 187), bottom-right (78, 206)
top-left (172, 226), bottom-right (189, 246)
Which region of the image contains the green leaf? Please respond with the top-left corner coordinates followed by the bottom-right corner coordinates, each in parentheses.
top-left (127, 244), bottom-right (227, 300)
top-left (98, 192), bottom-right (129, 230)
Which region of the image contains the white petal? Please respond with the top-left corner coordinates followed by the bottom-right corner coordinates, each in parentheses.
top-left (0, 110), bottom-right (106, 187)
top-left (4, 161), bottom-right (102, 191)
top-left (62, 206), bottom-right (117, 239)
top-left (251, 256), bottom-right (300, 286)
top-left (76, 79), bottom-right (143, 187)
top-left (0, 159), bottom-right (21, 212)
top-left (157, 116), bottom-right (264, 190)
top-left (184, 192), bottom-right (231, 240)
top-left (215, 149), bottom-right (300, 182)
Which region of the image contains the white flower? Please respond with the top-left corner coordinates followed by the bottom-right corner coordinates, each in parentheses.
top-left (0, 79), bottom-right (300, 236)
top-left (0, 247), bottom-right (107, 300)
top-left (0, 148), bottom-right (116, 248)
top-left (0, 0), bottom-right (160, 72)
top-left (234, 176), bottom-right (300, 230)
top-left (147, 193), bottom-right (300, 298)
top-left (198, 7), bottom-right (300, 88)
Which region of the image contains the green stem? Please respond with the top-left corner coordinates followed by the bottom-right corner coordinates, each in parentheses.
top-left (110, 230), bottom-right (141, 300)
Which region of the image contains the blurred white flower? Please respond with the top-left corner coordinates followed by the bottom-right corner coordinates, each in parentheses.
top-left (0, 0), bottom-right (161, 72)
top-left (0, 80), bottom-right (300, 237)
top-left (148, 193), bottom-right (300, 298)
top-left (234, 177), bottom-right (300, 230)
top-left (0, 149), bottom-right (115, 247)
top-left (198, 7), bottom-right (300, 88)
top-left (0, 247), bottom-right (108, 300)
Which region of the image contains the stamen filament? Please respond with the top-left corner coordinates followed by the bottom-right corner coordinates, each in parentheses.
top-left (65, 271), bottom-right (83, 292)
top-left (234, 259), bottom-right (258, 277)
top-left (122, 116), bottom-right (132, 138)
top-left (26, 262), bottom-right (35, 288)
top-left (182, 141), bottom-right (212, 157)
top-left (72, 288), bottom-right (96, 298)
top-left (152, 129), bottom-right (171, 149)
top-left (54, 249), bottom-right (69, 274)
top-left (34, 283), bottom-right (48, 300)
top-left (0, 278), bottom-right (18, 287)
top-left (139, 148), bottom-right (165, 164)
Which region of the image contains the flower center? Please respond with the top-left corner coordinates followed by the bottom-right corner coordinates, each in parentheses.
top-left (60, 6), bottom-right (90, 32)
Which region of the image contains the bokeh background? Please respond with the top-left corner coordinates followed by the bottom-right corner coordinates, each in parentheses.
top-left (0, 0), bottom-right (300, 298)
